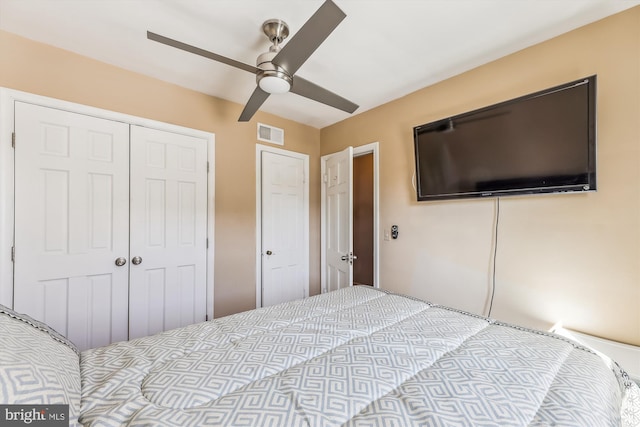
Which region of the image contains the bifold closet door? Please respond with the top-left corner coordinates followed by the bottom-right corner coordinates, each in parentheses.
top-left (128, 126), bottom-right (208, 340)
top-left (13, 102), bottom-right (130, 351)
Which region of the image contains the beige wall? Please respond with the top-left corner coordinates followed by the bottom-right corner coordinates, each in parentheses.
top-left (0, 30), bottom-right (321, 318)
top-left (322, 7), bottom-right (640, 346)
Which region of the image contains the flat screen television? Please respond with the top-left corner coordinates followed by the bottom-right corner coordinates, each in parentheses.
top-left (413, 76), bottom-right (597, 201)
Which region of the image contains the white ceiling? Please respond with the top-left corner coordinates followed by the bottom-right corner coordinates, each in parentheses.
top-left (1, 0), bottom-right (638, 128)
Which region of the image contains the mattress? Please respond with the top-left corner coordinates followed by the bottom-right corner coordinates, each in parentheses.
top-left (79, 286), bottom-right (639, 426)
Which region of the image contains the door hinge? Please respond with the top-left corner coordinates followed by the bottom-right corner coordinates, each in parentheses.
top-left (11, 132), bottom-right (15, 148)
top-left (205, 314), bottom-right (209, 321)
top-left (206, 238), bottom-right (209, 249)
top-left (11, 246), bottom-right (15, 262)
top-left (323, 173), bottom-right (328, 183)
top-left (207, 161), bottom-right (210, 173)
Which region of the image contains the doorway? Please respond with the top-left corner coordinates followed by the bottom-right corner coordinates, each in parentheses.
top-left (320, 142), bottom-right (379, 293)
top-left (353, 153), bottom-right (374, 286)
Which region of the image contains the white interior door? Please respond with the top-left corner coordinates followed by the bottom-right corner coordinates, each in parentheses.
top-left (14, 102), bottom-right (130, 351)
top-left (128, 126), bottom-right (208, 339)
top-left (324, 146), bottom-right (354, 292)
top-left (261, 150), bottom-right (306, 307)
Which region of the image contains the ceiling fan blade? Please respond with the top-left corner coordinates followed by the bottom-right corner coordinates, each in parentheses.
top-left (147, 31), bottom-right (258, 74)
top-left (239, 87), bottom-right (271, 122)
top-left (271, 0), bottom-right (345, 76)
top-left (291, 76), bottom-right (358, 114)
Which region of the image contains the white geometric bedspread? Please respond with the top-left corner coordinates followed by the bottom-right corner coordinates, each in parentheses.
top-left (79, 286), bottom-right (639, 426)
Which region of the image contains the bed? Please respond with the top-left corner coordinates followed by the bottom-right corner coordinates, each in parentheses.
top-left (1, 286), bottom-right (639, 426)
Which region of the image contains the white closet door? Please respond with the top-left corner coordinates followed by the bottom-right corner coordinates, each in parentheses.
top-left (14, 102), bottom-right (130, 351)
top-left (128, 126), bottom-right (208, 339)
top-left (261, 151), bottom-right (306, 307)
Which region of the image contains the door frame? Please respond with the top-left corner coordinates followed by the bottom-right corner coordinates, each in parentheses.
top-left (255, 144), bottom-right (309, 308)
top-left (0, 88), bottom-right (216, 320)
top-left (320, 141), bottom-right (380, 293)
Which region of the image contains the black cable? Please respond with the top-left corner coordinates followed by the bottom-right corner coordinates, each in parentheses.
top-left (487, 197), bottom-right (500, 317)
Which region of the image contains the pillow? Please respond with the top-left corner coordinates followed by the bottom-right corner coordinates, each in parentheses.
top-left (0, 304), bottom-right (81, 426)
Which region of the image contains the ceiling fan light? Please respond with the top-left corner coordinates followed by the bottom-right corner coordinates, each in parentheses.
top-left (259, 75), bottom-right (291, 94)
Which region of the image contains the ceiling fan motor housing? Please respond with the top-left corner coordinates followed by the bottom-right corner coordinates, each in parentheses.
top-left (256, 48), bottom-right (292, 93)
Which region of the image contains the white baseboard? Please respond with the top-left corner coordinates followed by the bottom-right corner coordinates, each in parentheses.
top-left (551, 325), bottom-right (640, 382)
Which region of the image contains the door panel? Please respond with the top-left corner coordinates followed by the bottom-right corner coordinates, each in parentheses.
top-left (14, 102), bottom-right (130, 351)
top-left (325, 147), bottom-right (353, 292)
top-left (261, 151), bottom-right (305, 307)
top-left (128, 126), bottom-right (208, 339)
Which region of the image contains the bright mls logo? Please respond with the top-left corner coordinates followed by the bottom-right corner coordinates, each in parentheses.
top-left (0, 405), bottom-right (68, 426)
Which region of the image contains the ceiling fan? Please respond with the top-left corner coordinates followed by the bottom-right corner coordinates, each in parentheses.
top-left (147, 0), bottom-right (359, 122)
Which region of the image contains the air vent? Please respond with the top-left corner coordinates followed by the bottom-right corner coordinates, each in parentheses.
top-left (257, 123), bottom-right (284, 145)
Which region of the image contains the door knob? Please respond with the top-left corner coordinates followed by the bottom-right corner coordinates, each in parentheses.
top-left (131, 256), bottom-right (143, 265)
top-left (265, 250), bottom-right (273, 255)
top-left (340, 252), bottom-right (357, 264)
top-left (115, 257), bottom-right (127, 267)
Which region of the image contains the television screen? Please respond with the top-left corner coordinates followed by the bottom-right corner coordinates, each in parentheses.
top-left (413, 76), bottom-right (597, 201)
